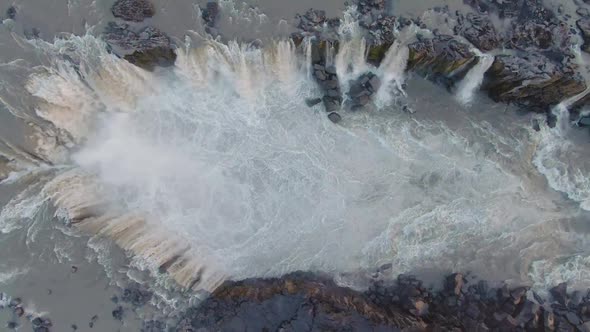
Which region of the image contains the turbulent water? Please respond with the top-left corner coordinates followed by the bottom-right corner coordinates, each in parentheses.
top-left (2, 1), bottom-right (590, 324)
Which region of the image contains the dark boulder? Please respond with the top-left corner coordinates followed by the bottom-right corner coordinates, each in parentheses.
top-left (6, 6), bottom-right (16, 19)
top-left (305, 98), bottom-right (322, 107)
top-left (328, 112), bottom-right (342, 123)
top-left (112, 306), bottom-right (124, 321)
top-left (550, 282), bottom-right (568, 305)
top-left (202, 2), bottom-right (220, 28)
top-left (346, 72), bottom-right (380, 109)
top-left (111, 0), bottom-right (155, 22)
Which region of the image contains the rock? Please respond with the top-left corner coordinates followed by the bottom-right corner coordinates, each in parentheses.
top-left (532, 118), bottom-right (541, 131)
top-left (103, 22), bottom-right (177, 71)
top-left (323, 96), bottom-right (341, 112)
top-left (9, 298), bottom-right (21, 307)
top-left (71, 324), bottom-right (78, 330)
top-left (14, 306), bottom-right (24, 317)
top-left (7, 321), bottom-right (17, 329)
top-left (325, 66), bottom-right (337, 75)
top-left (112, 306), bottom-right (124, 321)
top-left (578, 8), bottom-right (590, 18)
top-left (510, 287), bottom-right (527, 304)
top-left (315, 70), bottom-right (327, 81)
top-left (202, 2), bottom-right (220, 27)
top-left (379, 263), bottom-right (392, 271)
top-left (305, 98), bottom-right (322, 107)
top-left (577, 19), bottom-right (590, 52)
top-left (32, 317), bottom-right (43, 326)
top-left (368, 75), bottom-right (381, 92)
top-left (402, 105), bottom-right (415, 114)
top-left (446, 273), bottom-right (464, 296)
top-left (515, 300), bottom-right (540, 325)
top-left (111, 0), bottom-right (155, 22)
top-left (466, 303), bottom-right (480, 319)
top-left (578, 116), bottom-right (590, 127)
top-left (6, 6), bottom-right (16, 19)
top-left (71, 265), bottom-right (78, 273)
top-left (565, 311), bottom-right (581, 325)
top-left (89, 314), bottom-right (98, 328)
top-left (500, 315), bottom-right (518, 329)
top-left (328, 112), bottom-right (342, 123)
top-left (327, 89), bottom-right (340, 98)
top-left (580, 321), bottom-right (590, 332)
top-left (550, 282), bottom-right (568, 305)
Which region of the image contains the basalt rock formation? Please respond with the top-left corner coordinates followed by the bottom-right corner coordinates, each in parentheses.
top-left (174, 271), bottom-right (590, 332)
top-left (294, 0), bottom-right (590, 115)
top-left (104, 0), bottom-right (176, 71)
top-left (101, 0), bottom-right (590, 116)
top-left (103, 22), bottom-right (176, 71)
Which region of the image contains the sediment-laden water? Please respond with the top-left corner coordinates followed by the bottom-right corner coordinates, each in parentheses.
top-left (1, 0), bottom-right (590, 330)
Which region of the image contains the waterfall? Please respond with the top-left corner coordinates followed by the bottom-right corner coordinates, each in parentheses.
top-left (374, 41), bottom-right (409, 107)
top-left (455, 53), bottom-right (494, 105)
top-left (3, 3), bottom-right (590, 298)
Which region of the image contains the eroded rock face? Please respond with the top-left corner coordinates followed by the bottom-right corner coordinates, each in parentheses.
top-left (578, 18), bottom-right (590, 53)
top-left (483, 54), bottom-right (586, 111)
top-left (111, 0), bottom-right (155, 22)
top-left (174, 272), bottom-right (590, 332)
top-left (103, 22), bottom-right (176, 71)
top-left (175, 272), bottom-right (421, 331)
top-left (407, 35), bottom-right (477, 88)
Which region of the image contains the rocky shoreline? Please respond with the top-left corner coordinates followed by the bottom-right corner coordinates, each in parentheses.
top-left (4, 270), bottom-right (590, 331)
top-left (99, 0), bottom-right (590, 126)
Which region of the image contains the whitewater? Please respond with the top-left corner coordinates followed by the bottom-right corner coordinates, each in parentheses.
top-left (1, 3), bottom-right (590, 310)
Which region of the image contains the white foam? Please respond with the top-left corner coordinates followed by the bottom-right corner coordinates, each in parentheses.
top-left (0, 267), bottom-right (29, 284)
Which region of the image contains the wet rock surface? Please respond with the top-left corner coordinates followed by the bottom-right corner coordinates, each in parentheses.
top-left (484, 54), bottom-right (586, 111)
top-left (103, 22), bottom-right (176, 71)
top-left (172, 272), bottom-right (590, 332)
top-left (111, 0), bottom-right (155, 22)
top-left (291, 0), bottom-right (590, 117)
top-left (407, 34), bottom-right (477, 88)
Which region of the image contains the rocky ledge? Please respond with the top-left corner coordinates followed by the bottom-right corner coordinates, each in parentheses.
top-left (293, 0), bottom-right (590, 118)
top-left (102, 0), bottom-right (590, 120)
top-left (174, 271), bottom-right (590, 332)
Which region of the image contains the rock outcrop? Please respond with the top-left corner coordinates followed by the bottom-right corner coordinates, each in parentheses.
top-left (407, 35), bottom-right (478, 88)
top-left (292, 0), bottom-right (590, 115)
top-left (103, 22), bottom-right (176, 71)
top-left (111, 0), bottom-right (155, 22)
top-left (484, 54), bottom-right (586, 111)
top-left (174, 271), bottom-right (590, 331)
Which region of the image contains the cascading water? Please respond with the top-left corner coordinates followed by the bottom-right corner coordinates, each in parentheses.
top-left (1, 3), bottom-right (590, 304)
top-left (455, 53), bottom-right (494, 105)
